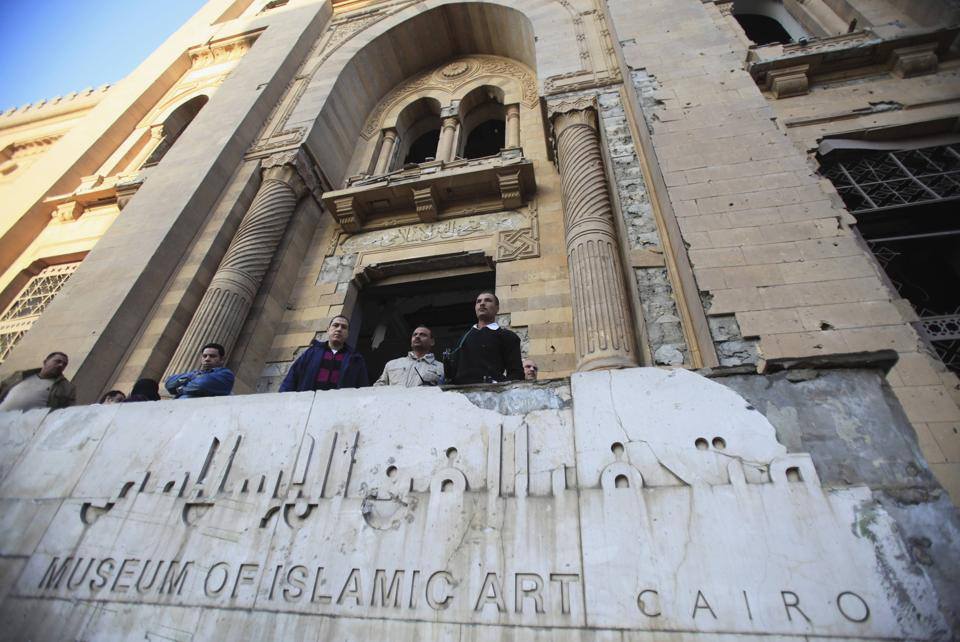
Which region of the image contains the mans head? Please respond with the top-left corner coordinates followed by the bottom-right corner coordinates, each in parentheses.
top-left (99, 390), bottom-right (126, 404)
top-left (39, 352), bottom-right (68, 379)
top-left (474, 291), bottom-right (499, 326)
top-left (200, 343), bottom-right (226, 372)
top-left (326, 315), bottom-right (350, 350)
top-left (410, 326), bottom-right (435, 357)
top-left (523, 358), bottom-right (538, 381)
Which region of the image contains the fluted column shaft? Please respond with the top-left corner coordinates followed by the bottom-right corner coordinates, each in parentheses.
top-left (164, 150), bottom-right (312, 378)
top-left (374, 128), bottom-right (398, 174)
top-left (551, 102), bottom-right (637, 371)
top-left (505, 104), bottom-right (520, 148)
top-left (436, 116), bottom-right (459, 162)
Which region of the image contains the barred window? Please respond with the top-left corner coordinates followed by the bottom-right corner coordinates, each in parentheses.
top-left (820, 145), bottom-right (960, 213)
top-left (0, 262), bottom-right (80, 364)
top-left (820, 142), bottom-right (960, 375)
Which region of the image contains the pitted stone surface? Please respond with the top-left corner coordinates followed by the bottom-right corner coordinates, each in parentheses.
top-left (0, 369), bottom-right (955, 639)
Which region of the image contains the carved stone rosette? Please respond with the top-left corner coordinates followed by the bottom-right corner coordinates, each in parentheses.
top-left (164, 149), bottom-right (315, 379)
top-left (550, 98), bottom-right (637, 371)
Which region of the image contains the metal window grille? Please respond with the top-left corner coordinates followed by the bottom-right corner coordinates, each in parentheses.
top-left (0, 262), bottom-right (79, 364)
top-left (820, 144), bottom-right (960, 213)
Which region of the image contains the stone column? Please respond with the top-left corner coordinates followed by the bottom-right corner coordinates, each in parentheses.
top-left (436, 116), bottom-right (459, 163)
top-left (505, 104), bottom-right (520, 148)
top-left (550, 97), bottom-right (637, 371)
top-left (373, 128), bottom-right (398, 175)
top-left (163, 149), bottom-right (314, 378)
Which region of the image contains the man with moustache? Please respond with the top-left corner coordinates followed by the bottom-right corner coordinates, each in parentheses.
top-left (374, 325), bottom-right (444, 387)
top-left (280, 315), bottom-right (369, 391)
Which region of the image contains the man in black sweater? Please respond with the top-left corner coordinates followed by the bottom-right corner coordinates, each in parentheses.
top-left (446, 291), bottom-right (524, 385)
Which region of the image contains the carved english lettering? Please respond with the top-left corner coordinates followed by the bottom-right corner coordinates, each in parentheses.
top-left (781, 590), bottom-right (811, 623)
top-left (204, 562), bottom-right (230, 597)
top-left (408, 569), bottom-right (420, 609)
top-left (426, 571), bottom-right (454, 610)
top-left (637, 589), bottom-right (661, 617)
top-left (837, 591), bottom-right (870, 623)
top-left (514, 573), bottom-right (545, 614)
top-left (67, 558), bottom-right (94, 590)
top-left (692, 590), bottom-right (717, 619)
top-left (160, 561), bottom-right (192, 596)
top-left (136, 560), bottom-right (163, 594)
top-left (38, 557), bottom-right (73, 590)
top-left (311, 566), bottom-right (332, 604)
top-left (283, 565), bottom-right (308, 602)
top-left (371, 569), bottom-right (404, 608)
top-left (474, 572), bottom-right (506, 613)
top-left (550, 573), bottom-right (579, 615)
top-left (90, 558), bottom-right (115, 591)
top-left (111, 558), bottom-right (140, 593)
top-left (231, 563), bottom-right (259, 598)
top-left (337, 568), bottom-right (363, 606)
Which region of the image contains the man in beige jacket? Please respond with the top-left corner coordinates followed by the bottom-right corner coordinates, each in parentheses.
top-left (374, 326), bottom-right (445, 387)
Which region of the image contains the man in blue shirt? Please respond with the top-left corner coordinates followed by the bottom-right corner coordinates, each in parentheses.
top-left (165, 342), bottom-right (235, 398)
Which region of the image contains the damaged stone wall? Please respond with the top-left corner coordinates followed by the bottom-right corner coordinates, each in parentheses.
top-left (598, 88), bottom-right (690, 366)
top-left (1, 367), bottom-right (958, 638)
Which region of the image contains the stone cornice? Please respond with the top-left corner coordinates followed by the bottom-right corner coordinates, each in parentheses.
top-left (188, 30), bottom-right (262, 70)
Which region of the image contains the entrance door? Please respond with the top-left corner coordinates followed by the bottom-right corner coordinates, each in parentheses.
top-left (355, 271), bottom-right (495, 382)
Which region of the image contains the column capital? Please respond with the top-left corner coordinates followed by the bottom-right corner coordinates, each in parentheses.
top-left (547, 96), bottom-right (598, 133)
top-left (261, 147), bottom-right (318, 199)
top-left (441, 116), bottom-right (459, 130)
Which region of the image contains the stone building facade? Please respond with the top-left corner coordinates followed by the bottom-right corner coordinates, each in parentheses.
top-left (1, 0), bottom-right (960, 637)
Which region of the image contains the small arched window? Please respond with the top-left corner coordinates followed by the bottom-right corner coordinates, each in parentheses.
top-left (457, 86), bottom-right (506, 160)
top-left (142, 95), bottom-right (208, 168)
top-left (733, 0), bottom-right (808, 45)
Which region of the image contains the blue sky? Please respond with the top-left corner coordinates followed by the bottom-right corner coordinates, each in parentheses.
top-left (0, 0), bottom-right (208, 111)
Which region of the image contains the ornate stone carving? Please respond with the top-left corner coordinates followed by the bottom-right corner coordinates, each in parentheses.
top-left (340, 211), bottom-right (529, 253)
top-left (188, 31), bottom-right (260, 69)
top-left (332, 195), bottom-right (366, 233)
top-left (360, 55), bottom-right (538, 140)
top-left (889, 44), bottom-right (938, 78)
top-left (550, 99), bottom-right (637, 371)
top-left (766, 65), bottom-right (810, 98)
top-left (52, 201), bottom-right (82, 222)
top-left (497, 170), bottom-right (523, 210)
top-left (411, 185), bottom-right (439, 223)
top-left (164, 149), bottom-right (314, 379)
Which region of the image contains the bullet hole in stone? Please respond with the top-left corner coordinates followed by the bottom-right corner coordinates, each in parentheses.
top-left (441, 479), bottom-right (454, 492)
top-left (695, 438), bottom-right (709, 450)
top-left (786, 466), bottom-right (803, 482)
top-left (615, 474), bottom-right (630, 488)
top-left (611, 442), bottom-right (625, 456)
top-left (446, 447), bottom-right (458, 462)
top-left (386, 465), bottom-right (397, 478)
top-left (712, 437), bottom-right (726, 450)
top-left (820, 321), bottom-right (834, 330)
top-left (906, 463), bottom-right (920, 476)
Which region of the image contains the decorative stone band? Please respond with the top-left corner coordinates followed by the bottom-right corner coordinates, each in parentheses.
top-left (163, 149), bottom-right (314, 380)
top-left (549, 97), bottom-right (637, 371)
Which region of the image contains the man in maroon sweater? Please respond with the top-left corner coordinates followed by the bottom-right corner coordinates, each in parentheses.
top-left (279, 316), bottom-right (369, 392)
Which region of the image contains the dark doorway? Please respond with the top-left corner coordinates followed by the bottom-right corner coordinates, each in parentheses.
top-left (404, 129), bottom-right (441, 164)
top-left (463, 119), bottom-right (505, 159)
top-left (354, 271), bottom-right (495, 382)
top-left (734, 14), bottom-right (794, 45)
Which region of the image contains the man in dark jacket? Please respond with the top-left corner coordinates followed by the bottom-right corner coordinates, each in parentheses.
top-left (445, 292), bottom-right (523, 385)
top-left (0, 351), bottom-right (76, 411)
top-left (279, 315), bottom-right (369, 392)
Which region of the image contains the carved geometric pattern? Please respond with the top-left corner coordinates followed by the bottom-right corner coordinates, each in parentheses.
top-left (497, 225), bottom-right (539, 262)
top-left (360, 55), bottom-right (539, 140)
